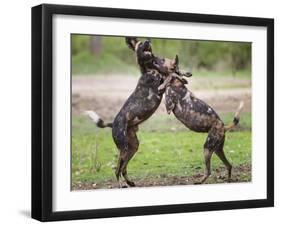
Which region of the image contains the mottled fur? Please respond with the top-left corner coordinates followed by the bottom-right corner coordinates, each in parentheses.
top-left (162, 70), bottom-right (243, 183)
top-left (87, 38), bottom-right (179, 187)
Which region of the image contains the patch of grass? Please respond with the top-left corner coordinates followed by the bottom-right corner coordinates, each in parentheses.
top-left (72, 113), bottom-right (251, 185)
top-left (194, 69), bottom-right (251, 78)
top-left (72, 51), bottom-right (138, 75)
top-left (71, 49), bottom-right (251, 78)
top-left (189, 76), bottom-right (251, 90)
top-left (138, 112), bottom-right (251, 132)
top-left (72, 112), bottom-right (251, 135)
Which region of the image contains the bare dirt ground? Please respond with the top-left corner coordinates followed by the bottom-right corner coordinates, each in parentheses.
top-left (72, 74), bottom-right (251, 120)
top-left (72, 164), bottom-right (251, 190)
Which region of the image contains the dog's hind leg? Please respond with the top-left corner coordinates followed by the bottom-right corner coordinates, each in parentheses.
top-left (112, 118), bottom-right (130, 188)
top-left (115, 153), bottom-right (136, 188)
top-left (121, 126), bottom-right (139, 187)
top-left (215, 149), bottom-right (232, 181)
top-left (196, 124), bottom-right (224, 184)
top-left (115, 155), bottom-right (126, 188)
top-left (115, 126), bottom-right (139, 187)
top-left (197, 148), bottom-right (214, 184)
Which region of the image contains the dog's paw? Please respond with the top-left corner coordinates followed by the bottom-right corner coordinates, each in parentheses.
top-left (126, 181), bottom-right (136, 187)
top-left (193, 181), bottom-right (202, 185)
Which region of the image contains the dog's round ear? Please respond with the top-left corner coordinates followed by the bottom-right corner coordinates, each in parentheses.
top-left (183, 72), bottom-right (192, 77)
top-left (173, 55), bottom-right (179, 66)
top-left (181, 77), bottom-right (188, 84)
top-left (125, 37), bottom-right (138, 51)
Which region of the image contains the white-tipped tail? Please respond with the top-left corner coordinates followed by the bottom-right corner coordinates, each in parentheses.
top-left (84, 110), bottom-right (113, 128)
top-left (235, 101), bottom-right (244, 119)
top-left (84, 110), bottom-right (100, 123)
top-left (224, 101), bottom-right (244, 131)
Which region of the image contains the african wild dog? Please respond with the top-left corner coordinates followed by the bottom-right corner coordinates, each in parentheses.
top-left (85, 37), bottom-right (188, 187)
top-left (158, 59), bottom-right (244, 184)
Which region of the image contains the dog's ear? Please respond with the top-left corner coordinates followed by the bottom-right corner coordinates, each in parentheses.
top-left (183, 72), bottom-right (192, 77)
top-left (180, 77), bottom-right (188, 84)
top-left (125, 37), bottom-right (139, 51)
top-left (173, 55), bottom-right (179, 66)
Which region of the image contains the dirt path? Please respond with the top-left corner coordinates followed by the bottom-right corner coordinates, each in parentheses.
top-left (72, 75), bottom-right (251, 119)
top-left (72, 164), bottom-right (251, 190)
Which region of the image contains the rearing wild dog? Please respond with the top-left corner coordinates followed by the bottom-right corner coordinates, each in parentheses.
top-left (86, 38), bottom-right (187, 187)
top-left (158, 58), bottom-right (244, 184)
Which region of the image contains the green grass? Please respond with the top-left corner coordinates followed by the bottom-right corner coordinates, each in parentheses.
top-left (72, 51), bottom-right (138, 75)
top-left (72, 113), bottom-right (251, 185)
top-left (194, 69), bottom-right (251, 78)
top-left (189, 76), bottom-right (251, 90)
top-left (139, 112), bottom-right (252, 132)
top-left (71, 47), bottom-right (251, 79)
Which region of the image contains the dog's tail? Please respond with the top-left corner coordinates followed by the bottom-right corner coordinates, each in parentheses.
top-left (84, 111), bottom-right (113, 128)
top-left (224, 101), bottom-right (244, 131)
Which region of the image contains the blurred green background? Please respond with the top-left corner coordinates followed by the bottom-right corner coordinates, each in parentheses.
top-left (71, 35), bottom-right (251, 76)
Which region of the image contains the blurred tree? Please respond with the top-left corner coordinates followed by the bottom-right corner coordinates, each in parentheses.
top-left (229, 43), bottom-right (251, 76)
top-left (71, 35), bottom-right (251, 75)
top-left (90, 36), bottom-right (102, 55)
top-left (180, 41), bottom-right (199, 70)
top-left (71, 35), bottom-right (89, 55)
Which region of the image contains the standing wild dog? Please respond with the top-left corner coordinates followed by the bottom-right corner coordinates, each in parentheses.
top-left (86, 37), bottom-right (189, 187)
top-left (158, 58), bottom-right (244, 184)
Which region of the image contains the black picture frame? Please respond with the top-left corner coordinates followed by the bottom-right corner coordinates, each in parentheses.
top-left (31, 3), bottom-right (274, 222)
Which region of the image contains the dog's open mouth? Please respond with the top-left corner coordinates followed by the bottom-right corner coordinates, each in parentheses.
top-left (143, 51), bottom-right (152, 57)
top-left (142, 49), bottom-right (153, 61)
top-left (143, 40), bottom-right (152, 55)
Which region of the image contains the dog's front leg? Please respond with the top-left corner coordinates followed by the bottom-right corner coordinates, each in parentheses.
top-left (158, 75), bottom-right (173, 93)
